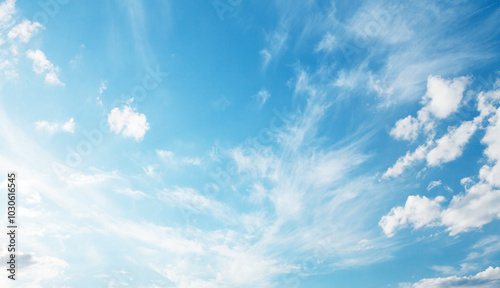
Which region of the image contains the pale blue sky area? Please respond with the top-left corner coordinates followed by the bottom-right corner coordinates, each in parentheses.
top-left (1, 0), bottom-right (500, 287)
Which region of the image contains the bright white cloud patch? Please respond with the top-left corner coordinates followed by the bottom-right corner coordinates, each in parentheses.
top-left (426, 120), bottom-right (477, 166)
top-left (7, 20), bottom-right (43, 43)
top-left (401, 266), bottom-right (500, 288)
top-left (385, 75), bottom-right (475, 177)
top-left (379, 195), bottom-right (444, 237)
top-left (35, 118), bottom-right (75, 134)
top-left (422, 75), bottom-right (470, 119)
top-left (390, 75), bottom-right (470, 143)
top-left (391, 115), bottom-right (420, 141)
top-left (26, 49), bottom-right (64, 85)
top-left (108, 104), bottom-right (150, 141)
top-left (0, 0), bottom-right (15, 27)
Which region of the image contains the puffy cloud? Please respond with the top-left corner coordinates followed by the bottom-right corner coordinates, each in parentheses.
top-left (482, 107), bottom-right (500, 162)
top-left (390, 115), bottom-right (420, 141)
top-left (7, 20), bottom-right (44, 43)
top-left (422, 75), bottom-right (470, 119)
top-left (401, 266), bottom-right (500, 288)
top-left (0, 0), bottom-right (15, 27)
top-left (379, 195), bottom-right (444, 237)
top-left (35, 118), bottom-right (75, 134)
top-left (426, 120), bottom-right (477, 166)
top-left (26, 49), bottom-right (64, 85)
top-left (441, 183), bottom-right (500, 236)
top-left (108, 104), bottom-right (150, 141)
top-left (390, 76), bottom-right (470, 141)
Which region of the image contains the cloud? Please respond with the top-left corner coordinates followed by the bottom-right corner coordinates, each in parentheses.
top-left (391, 115), bottom-right (420, 141)
top-left (379, 195), bottom-right (445, 237)
top-left (156, 149), bottom-right (202, 167)
top-left (0, 0), bottom-right (15, 28)
top-left (26, 49), bottom-right (64, 85)
top-left (99, 80), bottom-right (107, 94)
top-left (35, 118), bottom-right (75, 134)
top-left (315, 32), bottom-right (336, 53)
top-left (401, 266), bottom-right (500, 288)
top-left (426, 120), bottom-right (477, 166)
top-left (384, 75), bottom-right (477, 177)
top-left (260, 29), bottom-right (287, 69)
top-left (253, 89), bottom-right (270, 108)
top-left (383, 85), bottom-right (500, 236)
top-left (61, 169), bottom-right (120, 187)
top-left (441, 182), bottom-right (500, 236)
top-left (390, 75), bottom-right (471, 142)
top-left (422, 75), bottom-right (471, 119)
top-left (7, 20), bottom-right (44, 43)
top-left (427, 180), bottom-right (442, 191)
top-left (382, 143), bottom-right (428, 178)
top-left (108, 104), bottom-right (150, 141)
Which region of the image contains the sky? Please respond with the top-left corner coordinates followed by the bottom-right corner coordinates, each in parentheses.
top-left (0, 0), bottom-right (500, 287)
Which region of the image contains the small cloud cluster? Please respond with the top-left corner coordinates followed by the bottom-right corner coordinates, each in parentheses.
top-left (35, 118), bottom-right (75, 134)
top-left (108, 103), bottom-right (150, 141)
top-left (26, 49), bottom-right (64, 86)
top-left (384, 75), bottom-right (475, 178)
top-left (381, 81), bottom-right (500, 236)
top-left (401, 266), bottom-right (500, 288)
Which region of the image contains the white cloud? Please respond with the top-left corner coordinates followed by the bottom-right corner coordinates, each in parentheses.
top-left (391, 115), bottom-right (420, 141)
top-left (422, 75), bottom-right (470, 119)
top-left (35, 118), bottom-right (75, 134)
top-left (254, 89), bottom-right (270, 108)
top-left (379, 195), bottom-right (445, 237)
top-left (26, 49), bottom-right (64, 85)
top-left (401, 266), bottom-right (500, 288)
top-left (441, 183), bottom-right (500, 236)
top-left (482, 107), bottom-right (500, 162)
top-left (315, 32), bottom-right (336, 53)
top-left (427, 180), bottom-right (442, 191)
top-left (0, 0), bottom-right (15, 28)
top-left (390, 75), bottom-right (470, 142)
top-left (383, 143), bottom-right (428, 178)
top-left (7, 20), bottom-right (43, 43)
top-left (426, 120), bottom-right (477, 166)
top-left (61, 169), bottom-right (119, 187)
top-left (108, 104), bottom-right (149, 141)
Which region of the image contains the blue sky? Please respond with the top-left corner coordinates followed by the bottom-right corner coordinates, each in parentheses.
top-left (1, 0), bottom-right (500, 287)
